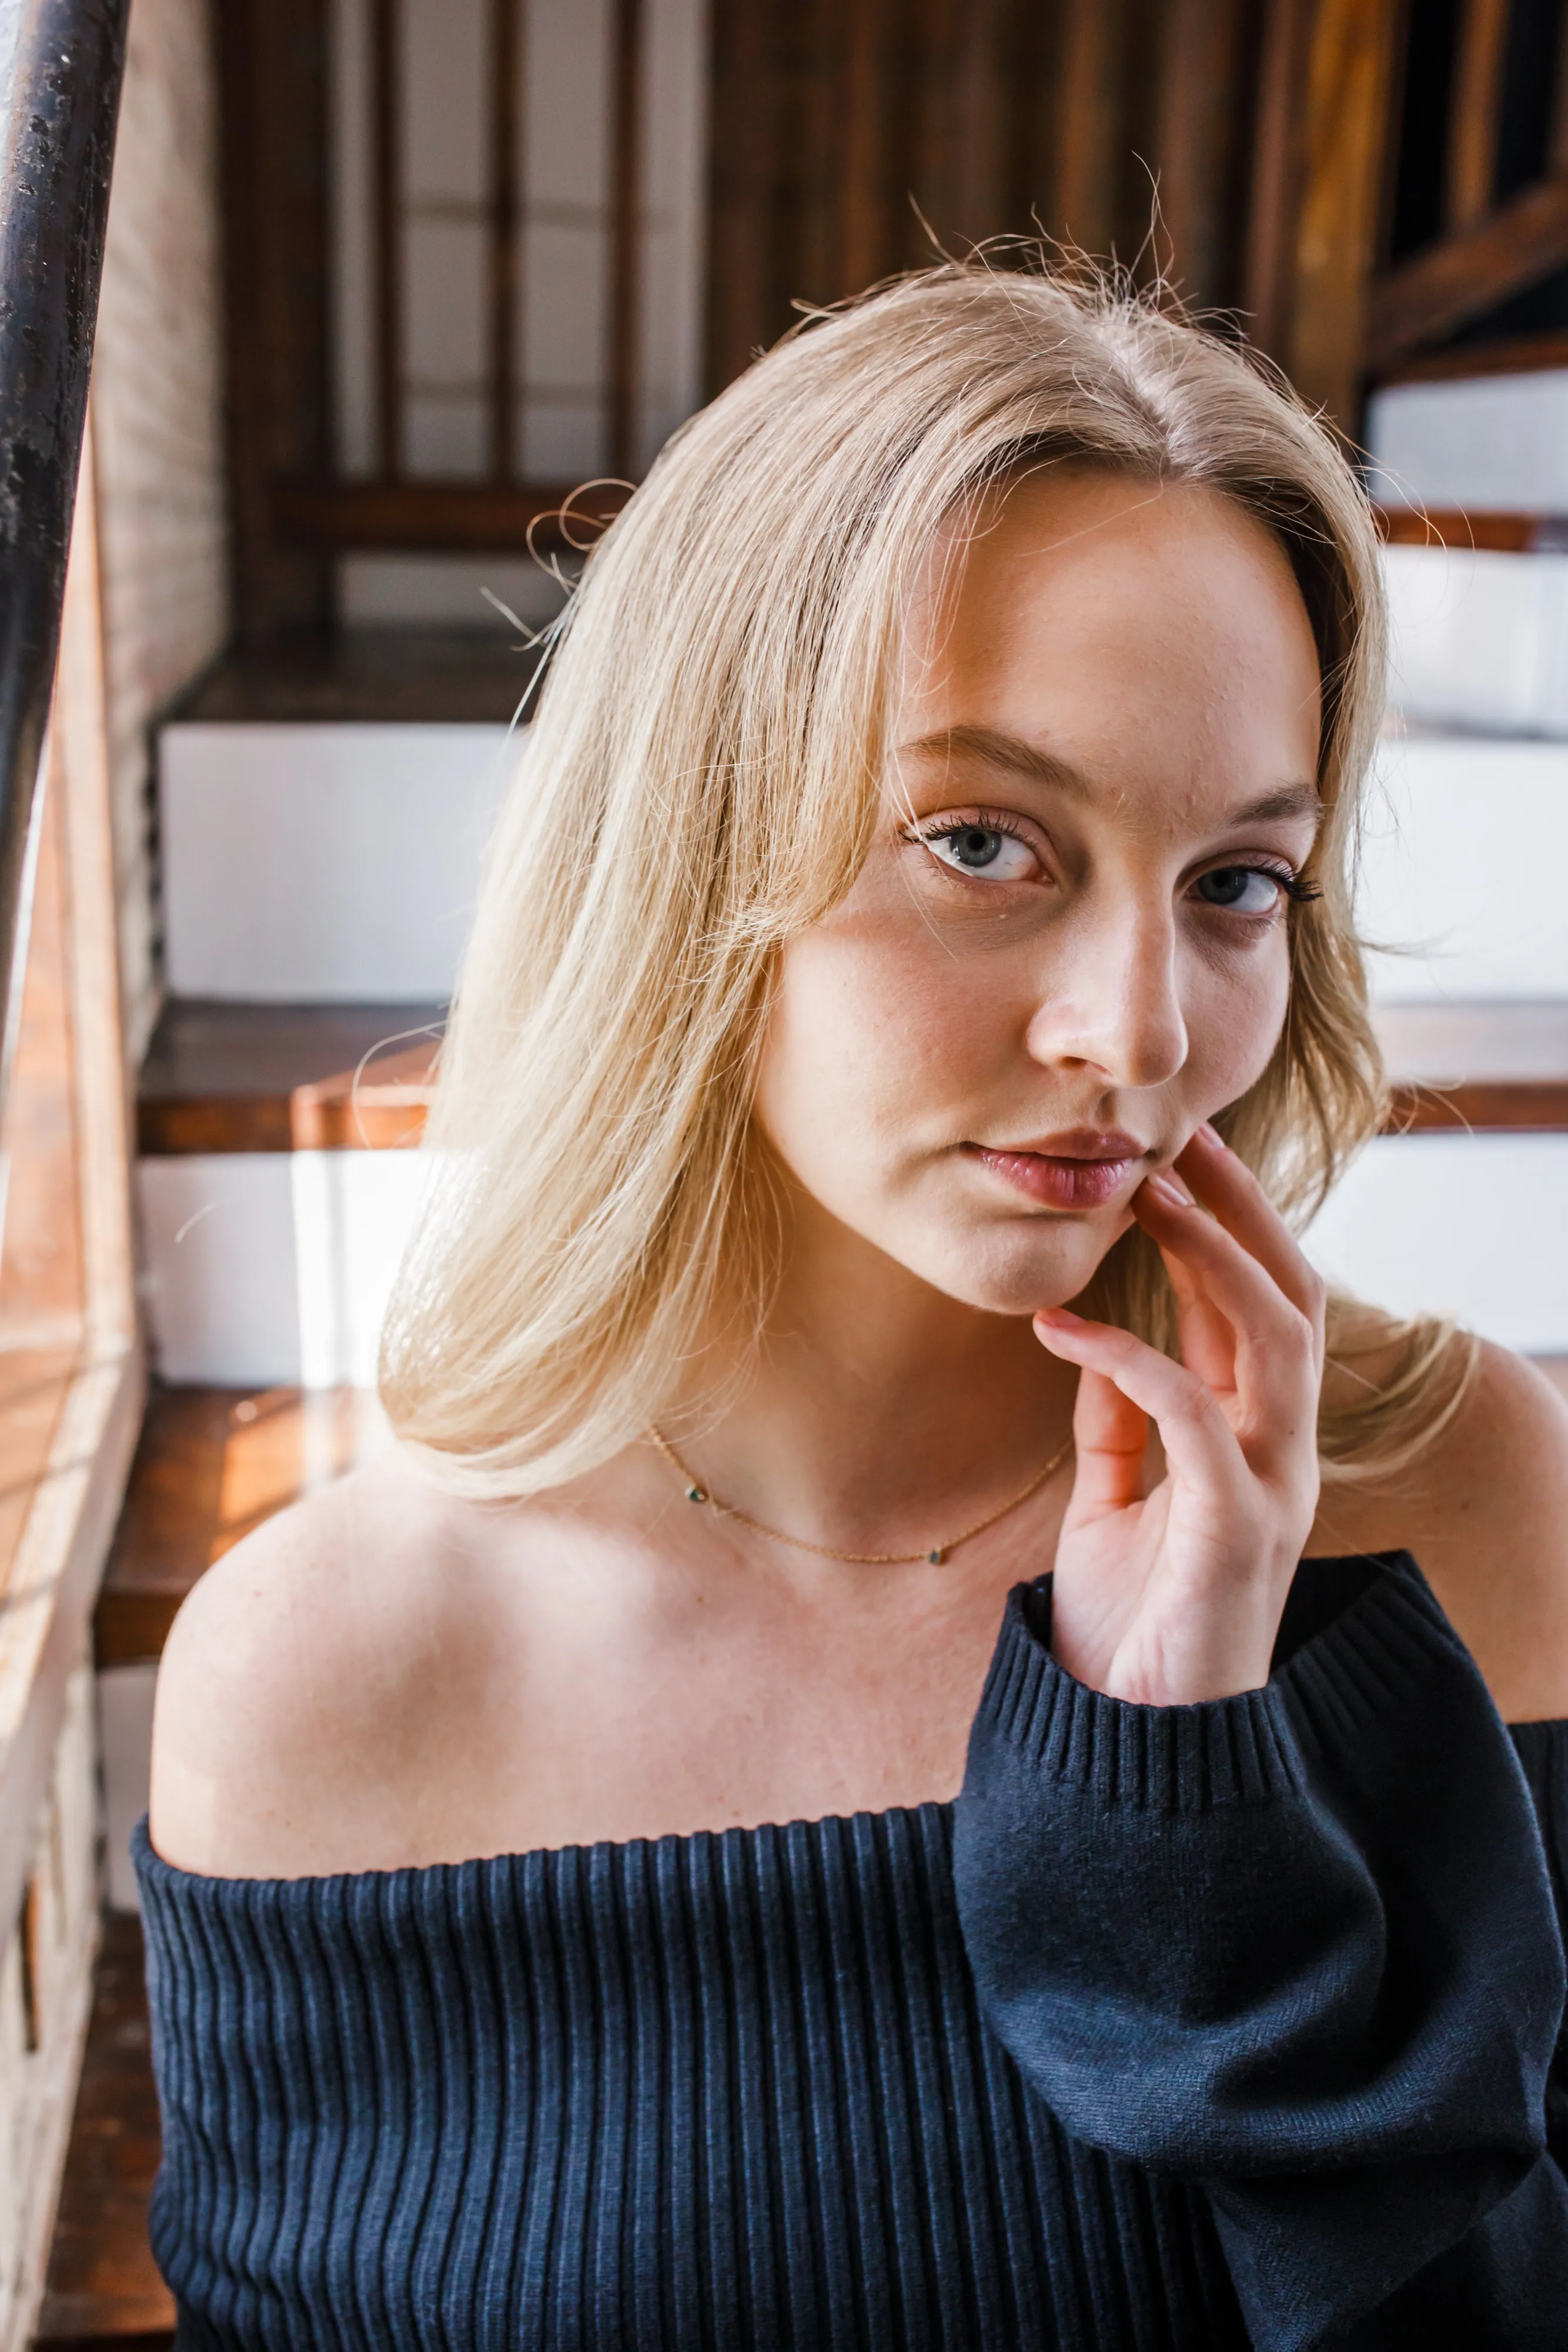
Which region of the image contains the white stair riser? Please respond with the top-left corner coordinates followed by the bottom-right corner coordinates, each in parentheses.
top-left (137, 1152), bottom-right (429, 1387)
top-left (98, 1664), bottom-right (155, 1915)
top-left (1383, 544), bottom-right (1568, 737)
top-left (1368, 370), bottom-right (1568, 512)
top-left (1306, 1133), bottom-right (1568, 1354)
top-left (159, 723), bottom-right (513, 1000)
top-left (140, 1129), bottom-right (1568, 1382)
top-left (1359, 734), bottom-right (1568, 1000)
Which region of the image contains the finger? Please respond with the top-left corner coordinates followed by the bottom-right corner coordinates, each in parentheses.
top-left (1174, 1124), bottom-right (1326, 1342)
top-left (1035, 1308), bottom-right (1243, 1497)
top-left (1063, 1363), bottom-right (1149, 1518)
top-left (1134, 1177), bottom-right (1318, 1406)
top-left (1158, 1220), bottom-right (1239, 1399)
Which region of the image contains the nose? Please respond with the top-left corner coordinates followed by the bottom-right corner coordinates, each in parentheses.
top-left (1023, 892), bottom-right (1189, 1090)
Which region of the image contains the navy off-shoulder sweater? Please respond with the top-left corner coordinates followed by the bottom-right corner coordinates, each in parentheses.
top-left (136, 1553), bottom-right (1568, 2349)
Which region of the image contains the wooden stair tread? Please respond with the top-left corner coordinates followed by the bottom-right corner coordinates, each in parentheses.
top-left (170, 626), bottom-right (537, 725)
top-left (96, 1385), bottom-right (392, 1668)
top-left (138, 999), bottom-right (442, 1154)
top-left (140, 1000), bottom-right (1568, 1152)
top-left (1375, 1002), bottom-right (1568, 1131)
top-left (1376, 505), bottom-right (1568, 553)
top-left (33, 1913), bottom-right (173, 2346)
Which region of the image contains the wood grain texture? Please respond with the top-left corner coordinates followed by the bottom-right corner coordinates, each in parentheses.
top-left (1373, 329), bottom-right (1568, 383)
top-left (1055, 0), bottom-right (1130, 262)
top-left (96, 1385), bottom-right (392, 1669)
top-left (1375, 506), bottom-right (1554, 550)
top-left (0, 323), bottom-right (141, 2352)
top-left (215, 0), bottom-right (333, 640)
top-left (34, 1913), bottom-right (174, 2343)
top-left (137, 1001), bottom-right (442, 1157)
top-left (1446, 0), bottom-right (1512, 233)
top-left (51, 413), bottom-right (136, 1363)
top-left (1376, 1001), bottom-right (1568, 1134)
top-left (488, 0), bottom-right (523, 481)
top-left (609, 0), bottom-right (644, 478)
top-left (0, 776), bottom-right (86, 1352)
top-left (1152, 0), bottom-right (1251, 306)
top-left (271, 475), bottom-right (630, 550)
top-left (1, 1661), bottom-right (102, 2351)
top-left (172, 628), bottom-right (538, 723)
top-left (370, 0), bottom-right (402, 480)
top-left (1370, 178), bottom-right (1568, 370)
top-left (1286, 0), bottom-right (1404, 422)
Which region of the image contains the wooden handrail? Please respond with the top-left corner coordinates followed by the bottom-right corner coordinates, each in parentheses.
top-left (0, 0), bottom-right (129, 1118)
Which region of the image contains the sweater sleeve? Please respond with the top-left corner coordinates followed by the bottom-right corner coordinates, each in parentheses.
top-left (952, 1552), bottom-right (1568, 2352)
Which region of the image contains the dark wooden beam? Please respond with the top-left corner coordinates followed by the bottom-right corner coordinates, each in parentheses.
top-left (608, 0), bottom-right (643, 477)
top-left (838, 0), bottom-right (891, 293)
top-left (1286, 0), bottom-right (1404, 424)
top-left (270, 475), bottom-right (631, 550)
top-left (1244, 0), bottom-right (1316, 356)
top-left (1369, 178), bottom-right (1568, 371)
top-left (1373, 329), bottom-right (1568, 385)
top-left (1446, 0), bottom-right (1511, 234)
top-left (215, 0), bottom-right (333, 640)
top-left (1551, 0), bottom-right (1568, 175)
top-left (370, 0), bottom-right (402, 477)
top-left (1055, 0), bottom-right (1127, 260)
top-left (1152, 0), bottom-right (1250, 306)
top-left (489, 0), bottom-right (523, 480)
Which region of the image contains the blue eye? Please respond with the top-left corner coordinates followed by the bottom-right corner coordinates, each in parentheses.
top-left (1195, 866), bottom-right (1286, 914)
top-left (949, 827), bottom-right (1004, 867)
top-left (925, 826), bottom-right (1037, 881)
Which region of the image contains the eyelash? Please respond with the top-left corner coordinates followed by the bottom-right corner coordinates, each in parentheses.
top-left (1227, 863), bottom-right (1322, 906)
top-left (907, 808), bottom-right (1036, 858)
top-left (907, 813), bottom-right (1322, 908)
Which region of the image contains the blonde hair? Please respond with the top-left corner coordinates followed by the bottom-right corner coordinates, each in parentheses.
top-left (380, 260), bottom-right (1472, 1497)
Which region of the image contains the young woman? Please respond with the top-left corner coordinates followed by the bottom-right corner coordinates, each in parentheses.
top-left (141, 267), bottom-right (1568, 2348)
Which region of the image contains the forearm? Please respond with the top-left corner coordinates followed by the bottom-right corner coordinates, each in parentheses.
top-left (954, 1558), bottom-right (1567, 2351)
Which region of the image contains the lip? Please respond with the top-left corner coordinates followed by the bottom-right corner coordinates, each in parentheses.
top-left (964, 1130), bottom-right (1151, 1211)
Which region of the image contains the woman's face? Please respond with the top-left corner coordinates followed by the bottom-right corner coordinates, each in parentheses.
top-left (753, 467), bottom-right (1325, 1317)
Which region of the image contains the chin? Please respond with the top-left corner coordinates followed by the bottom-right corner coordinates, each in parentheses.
top-left (913, 1214), bottom-right (1124, 1318)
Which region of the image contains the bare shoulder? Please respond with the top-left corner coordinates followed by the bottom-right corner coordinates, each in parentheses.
top-left (1312, 1331), bottom-right (1568, 1722)
top-left (149, 1448), bottom-right (510, 1881)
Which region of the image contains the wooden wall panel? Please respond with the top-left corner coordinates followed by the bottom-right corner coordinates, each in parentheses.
top-left (706, 0), bottom-right (1287, 403)
top-left (1286, 0), bottom-right (1405, 420)
top-left (216, 0), bottom-right (333, 641)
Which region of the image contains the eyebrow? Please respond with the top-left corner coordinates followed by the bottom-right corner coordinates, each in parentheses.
top-left (897, 725), bottom-right (1322, 830)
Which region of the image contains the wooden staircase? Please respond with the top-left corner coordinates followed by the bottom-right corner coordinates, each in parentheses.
top-left (35, 1384), bottom-right (390, 2349)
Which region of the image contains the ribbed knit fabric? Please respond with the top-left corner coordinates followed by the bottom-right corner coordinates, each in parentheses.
top-left (137, 1553), bottom-right (1568, 2351)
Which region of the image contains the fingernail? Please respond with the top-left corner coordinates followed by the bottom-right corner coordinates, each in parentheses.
top-left (1034, 1306), bottom-right (1083, 1328)
top-left (1199, 1121), bottom-right (1227, 1150)
top-left (1144, 1171), bottom-right (1192, 1207)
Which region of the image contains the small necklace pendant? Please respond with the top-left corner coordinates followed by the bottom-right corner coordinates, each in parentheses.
top-left (927, 1546), bottom-right (944, 1564)
top-left (686, 1484), bottom-right (708, 1504)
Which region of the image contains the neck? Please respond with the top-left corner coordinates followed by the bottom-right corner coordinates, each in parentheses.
top-left (668, 1186), bottom-right (1076, 1558)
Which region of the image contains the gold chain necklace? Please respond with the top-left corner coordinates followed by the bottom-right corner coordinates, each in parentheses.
top-left (647, 1425), bottom-right (1075, 1566)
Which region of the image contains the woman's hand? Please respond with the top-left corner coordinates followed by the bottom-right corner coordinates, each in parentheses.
top-left (1034, 1121), bottom-right (1325, 1706)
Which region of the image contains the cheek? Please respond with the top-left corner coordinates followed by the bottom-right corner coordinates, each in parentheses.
top-left (1182, 934), bottom-right (1294, 1104)
top-left (754, 920), bottom-right (1011, 1174)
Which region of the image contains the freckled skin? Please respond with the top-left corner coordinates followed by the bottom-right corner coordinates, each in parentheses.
top-left (754, 470), bottom-right (1322, 1319)
top-left (148, 470), bottom-right (1568, 1879)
